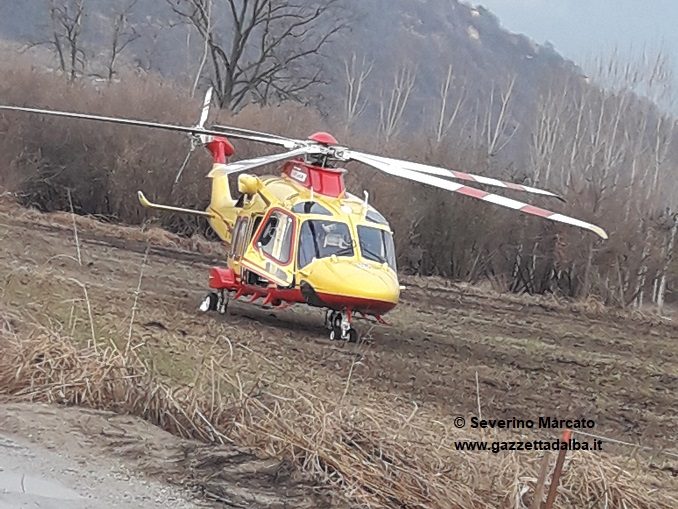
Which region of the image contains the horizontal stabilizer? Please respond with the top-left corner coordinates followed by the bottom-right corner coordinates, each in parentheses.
top-left (137, 191), bottom-right (213, 218)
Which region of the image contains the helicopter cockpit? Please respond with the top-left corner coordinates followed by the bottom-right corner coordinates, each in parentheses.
top-left (296, 218), bottom-right (397, 271)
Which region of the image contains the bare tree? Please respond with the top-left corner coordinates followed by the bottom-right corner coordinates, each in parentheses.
top-left (190, 0), bottom-right (211, 96)
top-left (105, 0), bottom-right (140, 82)
top-left (656, 211), bottom-right (677, 313)
top-left (168, 0), bottom-right (345, 111)
top-left (484, 75), bottom-right (518, 158)
top-left (40, 0), bottom-right (88, 81)
top-left (520, 49), bottom-right (678, 305)
top-left (379, 64), bottom-right (416, 141)
top-left (530, 85), bottom-right (570, 187)
top-left (342, 53), bottom-right (373, 131)
top-left (434, 65), bottom-right (466, 145)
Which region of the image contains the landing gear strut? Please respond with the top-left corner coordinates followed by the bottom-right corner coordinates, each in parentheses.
top-left (200, 289), bottom-right (228, 315)
top-left (325, 309), bottom-right (359, 343)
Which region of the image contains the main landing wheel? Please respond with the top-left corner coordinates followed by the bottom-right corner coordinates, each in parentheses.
top-left (326, 310), bottom-right (359, 343)
top-left (199, 290), bottom-right (228, 315)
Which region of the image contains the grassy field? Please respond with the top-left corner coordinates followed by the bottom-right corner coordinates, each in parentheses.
top-left (0, 198), bottom-right (676, 508)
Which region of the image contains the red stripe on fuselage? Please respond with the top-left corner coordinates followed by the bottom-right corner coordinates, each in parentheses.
top-left (315, 292), bottom-right (396, 315)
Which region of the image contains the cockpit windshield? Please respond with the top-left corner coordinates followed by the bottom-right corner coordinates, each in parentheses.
top-left (357, 225), bottom-right (397, 270)
top-left (298, 220), bottom-right (355, 268)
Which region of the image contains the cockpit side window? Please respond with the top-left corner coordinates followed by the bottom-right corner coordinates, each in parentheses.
top-left (357, 225), bottom-right (397, 270)
top-left (366, 208), bottom-right (389, 225)
top-left (298, 220), bottom-right (354, 269)
top-left (291, 201), bottom-right (332, 215)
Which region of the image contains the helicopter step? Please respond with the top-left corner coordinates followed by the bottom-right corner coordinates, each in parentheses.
top-left (325, 309), bottom-right (359, 343)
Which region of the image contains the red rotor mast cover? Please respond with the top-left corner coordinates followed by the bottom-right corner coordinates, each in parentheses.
top-left (206, 136), bottom-right (235, 164)
top-left (308, 132), bottom-right (338, 145)
top-left (282, 160), bottom-right (346, 198)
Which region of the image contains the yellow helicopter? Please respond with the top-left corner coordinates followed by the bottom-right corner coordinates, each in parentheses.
top-left (0, 89), bottom-right (608, 342)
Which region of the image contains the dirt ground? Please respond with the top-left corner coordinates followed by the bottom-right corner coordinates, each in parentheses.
top-left (0, 402), bottom-right (211, 509)
top-left (0, 401), bottom-right (329, 508)
top-left (0, 200), bottom-right (676, 505)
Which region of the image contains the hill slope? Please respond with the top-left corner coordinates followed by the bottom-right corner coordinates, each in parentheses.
top-left (0, 0), bottom-right (580, 136)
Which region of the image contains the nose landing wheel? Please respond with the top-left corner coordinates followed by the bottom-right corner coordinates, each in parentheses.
top-left (325, 310), bottom-right (359, 343)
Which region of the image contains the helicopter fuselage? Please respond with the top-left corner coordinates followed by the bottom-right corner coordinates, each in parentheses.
top-left (205, 151), bottom-right (400, 319)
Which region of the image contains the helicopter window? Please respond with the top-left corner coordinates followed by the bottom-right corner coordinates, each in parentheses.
top-left (232, 217), bottom-right (249, 258)
top-left (366, 208), bottom-right (389, 225)
top-left (298, 220), bottom-right (354, 269)
top-left (259, 216), bottom-right (279, 246)
top-left (357, 226), bottom-right (397, 270)
top-left (257, 211), bottom-right (294, 265)
top-left (291, 201), bottom-right (332, 215)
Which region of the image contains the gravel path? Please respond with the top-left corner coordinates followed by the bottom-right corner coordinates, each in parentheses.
top-left (0, 404), bottom-right (209, 509)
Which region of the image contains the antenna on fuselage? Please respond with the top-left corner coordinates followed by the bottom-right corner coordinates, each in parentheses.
top-left (361, 190), bottom-right (369, 218)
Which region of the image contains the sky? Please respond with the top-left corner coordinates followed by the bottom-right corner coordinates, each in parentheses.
top-left (475, 1), bottom-right (678, 71)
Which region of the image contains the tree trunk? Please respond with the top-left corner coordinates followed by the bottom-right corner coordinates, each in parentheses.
top-left (657, 215), bottom-right (677, 313)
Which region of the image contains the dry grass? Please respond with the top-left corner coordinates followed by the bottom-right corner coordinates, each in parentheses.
top-left (0, 196), bottom-right (224, 257)
top-left (0, 308), bottom-right (674, 509)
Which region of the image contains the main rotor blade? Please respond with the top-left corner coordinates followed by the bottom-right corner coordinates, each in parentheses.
top-left (352, 151), bottom-right (563, 200)
top-left (349, 152), bottom-right (608, 239)
top-left (212, 124), bottom-right (298, 142)
top-left (208, 146), bottom-right (321, 177)
top-left (198, 87), bottom-right (213, 128)
top-left (0, 105), bottom-right (293, 147)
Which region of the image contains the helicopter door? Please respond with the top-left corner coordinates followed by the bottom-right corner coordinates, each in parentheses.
top-left (241, 208), bottom-right (296, 287)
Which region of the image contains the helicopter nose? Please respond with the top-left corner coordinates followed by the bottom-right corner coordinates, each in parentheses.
top-left (300, 258), bottom-right (400, 314)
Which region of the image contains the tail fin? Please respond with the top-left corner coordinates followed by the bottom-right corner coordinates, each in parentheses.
top-left (206, 137), bottom-right (237, 210)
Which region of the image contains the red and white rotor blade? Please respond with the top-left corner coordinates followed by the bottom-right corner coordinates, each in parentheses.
top-left (349, 152), bottom-right (608, 239)
top-left (208, 146), bottom-right (321, 176)
top-left (355, 152), bottom-right (562, 200)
